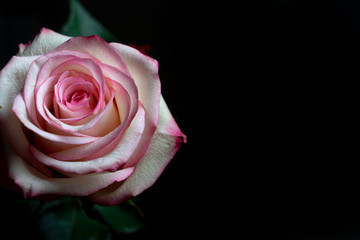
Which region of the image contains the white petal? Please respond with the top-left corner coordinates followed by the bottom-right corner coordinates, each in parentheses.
top-left (8, 151), bottom-right (135, 198)
top-left (0, 56), bottom-right (38, 158)
top-left (18, 28), bottom-right (71, 56)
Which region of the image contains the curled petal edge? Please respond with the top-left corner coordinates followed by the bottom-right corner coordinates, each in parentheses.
top-left (9, 151), bottom-right (135, 198)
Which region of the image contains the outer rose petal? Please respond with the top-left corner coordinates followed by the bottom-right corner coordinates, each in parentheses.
top-left (0, 55), bottom-right (52, 176)
top-left (0, 56), bottom-right (39, 127)
top-left (8, 151), bottom-right (135, 198)
top-left (18, 28), bottom-right (71, 56)
top-left (89, 96), bottom-right (186, 205)
top-left (109, 43), bottom-right (161, 168)
top-left (52, 35), bottom-right (130, 75)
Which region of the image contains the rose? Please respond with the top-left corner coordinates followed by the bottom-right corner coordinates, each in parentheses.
top-left (0, 28), bottom-right (186, 205)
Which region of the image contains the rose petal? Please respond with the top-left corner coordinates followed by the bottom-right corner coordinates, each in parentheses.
top-left (109, 43), bottom-right (161, 169)
top-left (52, 35), bottom-right (130, 75)
top-left (0, 55), bottom-right (52, 176)
top-left (48, 105), bottom-right (130, 160)
top-left (42, 87), bottom-right (121, 140)
top-left (28, 55), bottom-right (115, 137)
top-left (79, 91), bottom-right (120, 137)
top-left (99, 63), bottom-right (138, 122)
top-left (47, 75), bottom-right (138, 160)
top-left (13, 94), bottom-right (98, 145)
top-left (0, 55), bottom-right (39, 127)
top-left (30, 104), bottom-right (145, 175)
top-left (8, 151), bottom-right (135, 198)
top-left (22, 50), bottom-right (102, 128)
top-left (53, 70), bottom-right (99, 121)
top-left (24, 53), bottom-right (81, 128)
top-left (50, 57), bottom-right (106, 113)
top-left (89, 96), bottom-right (186, 205)
top-left (17, 28), bottom-right (71, 56)
top-left (42, 93), bottom-right (93, 139)
top-left (109, 42), bottom-right (160, 125)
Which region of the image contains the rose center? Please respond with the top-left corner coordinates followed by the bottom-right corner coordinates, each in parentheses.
top-left (68, 90), bottom-right (89, 104)
top-left (59, 79), bottom-right (97, 112)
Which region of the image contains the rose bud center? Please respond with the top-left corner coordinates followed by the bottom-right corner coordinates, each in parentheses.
top-left (63, 81), bottom-right (97, 111)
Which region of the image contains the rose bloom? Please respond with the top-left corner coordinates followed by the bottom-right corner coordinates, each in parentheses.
top-left (0, 28), bottom-right (186, 205)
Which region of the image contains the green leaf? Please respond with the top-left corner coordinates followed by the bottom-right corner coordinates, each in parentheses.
top-left (61, 0), bottom-right (117, 42)
top-left (94, 200), bottom-right (145, 234)
top-left (71, 206), bottom-right (111, 240)
top-left (36, 197), bottom-right (111, 240)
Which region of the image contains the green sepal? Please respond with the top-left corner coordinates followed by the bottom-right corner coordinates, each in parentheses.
top-left (35, 197), bottom-right (111, 240)
top-left (93, 199), bottom-right (145, 234)
top-left (61, 0), bottom-right (118, 42)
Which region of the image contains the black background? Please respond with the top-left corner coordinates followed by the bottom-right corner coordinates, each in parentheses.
top-left (1, 0), bottom-right (360, 239)
top-left (246, 1), bottom-right (359, 240)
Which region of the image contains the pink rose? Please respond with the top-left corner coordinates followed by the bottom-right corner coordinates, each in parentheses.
top-left (0, 28), bottom-right (186, 205)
